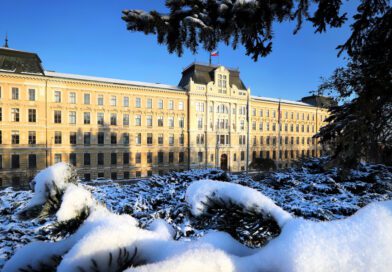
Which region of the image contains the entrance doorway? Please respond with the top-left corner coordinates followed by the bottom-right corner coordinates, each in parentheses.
top-left (220, 154), bottom-right (228, 171)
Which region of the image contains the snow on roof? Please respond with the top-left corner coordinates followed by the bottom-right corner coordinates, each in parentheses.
top-left (251, 95), bottom-right (313, 107)
top-left (44, 71), bottom-right (185, 91)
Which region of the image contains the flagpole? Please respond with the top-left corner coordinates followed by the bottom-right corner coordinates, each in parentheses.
top-left (209, 52), bottom-right (212, 66)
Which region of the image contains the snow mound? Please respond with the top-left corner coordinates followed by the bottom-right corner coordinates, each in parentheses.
top-left (241, 200), bottom-right (392, 272)
top-left (124, 201), bottom-right (392, 272)
top-left (56, 184), bottom-right (97, 222)
top-left (27, 162), bottom-right (77, 208)
top-left (186, 180), bottom-right (292, 227)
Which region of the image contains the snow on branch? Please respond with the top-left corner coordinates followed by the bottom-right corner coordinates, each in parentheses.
top-left (122, 0), bottom-right (351, 60)
top-left (186, 180), bottom-right (292, 227)
top-left (18, 163), bottom-right (78, 219)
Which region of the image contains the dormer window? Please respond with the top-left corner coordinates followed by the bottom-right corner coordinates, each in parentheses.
top-left (218, 74), bottom-right (227, 94)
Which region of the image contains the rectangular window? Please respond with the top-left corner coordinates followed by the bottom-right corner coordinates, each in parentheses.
top-left (98, 132), bottom-right (104, 145)
top-left (147, 98), bottom-right (152, 109)
top-left (54, 154), bottom-right (62, 164)
top-left (123, 133), bottom-right (130, 145)
top-left (158, 152), bottom-right (164, 164)
top-left (241, 151), bottom-right (245, 161)
top-left (54, 91), bottom-right (61, 102)
top-left (168, 117), bottom-right (174, 128)
top-left (97, 112), bottom-right (104, 125)
top-left (123, 153), bottom-right (130, 165)
top-left (198, 117), bottom-right (203, 129)
top-left (169, 134), bottom-right (174, 145)
top-left (111, 153), bottom-right (117, 165)
top-left (28, 131), bottom-right (36, 145)
top-left (28, 109), bottom-right (36, 122)
top-left (84, 132), bottom-right (91, 145)
top-left (11, 154), bottom-right (20, 169)
top-left (179, 134), bottom-right (184, 145)
top-left (0, 108), bottom-right (2, 121)
top-left (168, 100), bottom-right (174, 110)
top-left (98, 153), bottom-right (104, 165)
top-left (198, 152), bottom-right (203, 163)
top-left (54, 110), bottom-right (61, 123)
top-left (84, 93), bottom-right (90, 104)
top-left (147, 115), bottom-right (153, 127)
top-left (158, 134), bottom-right (163, 145)
top-left (0, 130), bottom-right (2, 144)
top-left (136, 153), bottom-right (141, 164)
top-left (11, 108), bottom-right (20, 122)
top-left (147, 152), bottom-right (153, 163)
top-left (196, 102), bottom-right (204, 112)
top-left (97, 95), bottom-right (104, 106)
top-left (158, 99), bottom-right (163, 109)
top-left (11, 130), bottom-right (19, 144)
top-left (69, 111), bottom-right (76, 124)
top-left (70, 132), bottom-right (77, 145)
top-left (84, 112), bottom-right (91, 124)
top-left (111, 133), bottom-right (117, 144)
top-left (169, 152), bottom-right (174, 163)
top-left (178, 101), bottom-right (184, 110)
top-left (69, 92), bottom-right (76, 104)
top-left (124, 172), bottom-right (130, 179)
top-left (69, 153), bottom-right (77, 166)
top-left (55, 131), bottom-right (62, 144)
top-left (179, 117), bottom-right (184, 128)
top-left (147, 133), bottom-right (153, 145)
top-left (179, 152), bottom-right (184, 163)
top-left (110, 96), bottom-right (117, 106)
top-left (158, 116), bottom-right (163, 127)
top-left (135, 115), bottom-right (141, 126)
top-left (84, 153), bottom-right (91, 166)
top-left (12, 88), bottom-right (19, 100)
top-left (123, 96), bottom-right (129, 107)
top-left (110, 113), bottom-right (117, 126)
top-left (29, 89), bottom-right (36, 101)
top-left (123, 114), bottom-right (130, 126)
top-left (136, 133), bottom-right (141, 145)
top-left (135, 97), bottom-right (141, 108)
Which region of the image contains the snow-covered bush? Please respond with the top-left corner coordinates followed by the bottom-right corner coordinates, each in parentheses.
top-left (5, 182), bottom-right (392, 272)
top-left (2, 160), bottom-right (392, 271)
top-left (19, 163), bottom-right (78, 219)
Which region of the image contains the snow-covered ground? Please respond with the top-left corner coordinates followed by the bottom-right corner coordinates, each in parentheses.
top-left (1, 158), bottom-right (392, 271)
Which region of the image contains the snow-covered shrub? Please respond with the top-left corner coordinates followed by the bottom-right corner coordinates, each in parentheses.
top-left (19, 163), bottom-right (78, 219)
top-left (2, 161), bottom-right (392, 271)
top-left (186, 180), bottom-right (292, 246)
top-left (7, 197), bottom-right (392, 271)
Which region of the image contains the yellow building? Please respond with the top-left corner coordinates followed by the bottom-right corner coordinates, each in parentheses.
top-left (0, 47), bottom-right (329, 187)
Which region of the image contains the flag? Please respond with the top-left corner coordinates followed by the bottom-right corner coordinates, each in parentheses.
top-left (211, 51), bottom-right (219, 57)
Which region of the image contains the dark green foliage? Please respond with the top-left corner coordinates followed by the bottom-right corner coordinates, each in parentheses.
top-left (249, 157), bottom-right (277, 171)
top-left (191, 192), bottom-right (281, 247)
top-left (77, 247), bottom-right (140, 272)
top-left (122, 1), bottom-right (387, 61)
top-left (18, 181), bottom-right (64, 220)
top-left (317, 6), bottom-right (392, 167)
top-left (17, 255), bottom-right (62, 272)
top-left (49, 206), bottom-right (90, 239)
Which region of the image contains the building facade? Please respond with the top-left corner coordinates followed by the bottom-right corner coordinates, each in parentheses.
top-left (0, 47), bottom-right (329, 187)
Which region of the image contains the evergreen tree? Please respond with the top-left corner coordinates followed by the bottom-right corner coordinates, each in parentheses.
top-left (122, 1), bottom-right (387, 60)
top-left (317, 7), bottom-right (392, 167)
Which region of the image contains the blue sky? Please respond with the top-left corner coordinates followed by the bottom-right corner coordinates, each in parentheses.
top-left (0, 0), bottom-right (358, 100)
